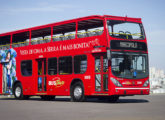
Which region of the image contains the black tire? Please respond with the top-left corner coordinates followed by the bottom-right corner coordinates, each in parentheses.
top-left (108, 95), bottom-right (119, 103)
top-left (70, 82), bottom-right (85, 102)
top-left (13, 83), bottom-right (24, 100)
top-left (40, 95), bottom-right (56, 101)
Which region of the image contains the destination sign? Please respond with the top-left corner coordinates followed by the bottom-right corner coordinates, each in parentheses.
top-left (111, 40), bottom-right (147, 51)
top-left (120, 42), bottom-right (137, 48)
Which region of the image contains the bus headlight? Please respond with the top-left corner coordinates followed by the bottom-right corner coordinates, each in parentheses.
top-left (143, 80), bottom-right (149, 87)
top-left (111, 77), bottom-right (122, 87)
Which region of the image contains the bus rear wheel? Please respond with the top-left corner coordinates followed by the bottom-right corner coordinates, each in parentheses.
top-left (70, 82), bottom-right (85, 102)
top-left (13, 83), bottom-right (24, 100)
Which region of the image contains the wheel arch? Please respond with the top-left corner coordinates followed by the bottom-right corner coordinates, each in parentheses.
top-left (70, 78), bottom-right (84, 92)
top-left (70, 78), bottom-right (85, 102)
top-left (12, 80), bottom-right (22, 93)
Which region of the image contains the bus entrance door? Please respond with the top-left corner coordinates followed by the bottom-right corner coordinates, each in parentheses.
top-left (94, 54), bottom-right (109, 93)
top-left (37, 59), bottom-right (47, 92)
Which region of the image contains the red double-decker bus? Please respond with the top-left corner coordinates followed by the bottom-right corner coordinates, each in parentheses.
top-left (0, 15), bottom-right (149, 102)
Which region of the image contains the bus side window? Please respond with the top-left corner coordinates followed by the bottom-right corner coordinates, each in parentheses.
top-left (0, 35), bottom-right (10, 50)
top-left (59, 56), bottom-right (72, 75)
top-left (77, 19), bottom-right (104, 38)
top-left (95, 56), bottom-right (101, 73)
top-left (48, 57), bottom-right (57, 75)
top-left (53, 23), bottom-right (76, 42)
top-left (103, 55), bottom-right (108, 72)
top-left (21, 60), bottom-right (32, 76)
top-left (74, 55), bottom-right (87, 74)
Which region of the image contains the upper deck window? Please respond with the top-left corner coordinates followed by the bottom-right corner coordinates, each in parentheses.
top-left (12, 31), bottom-right (30, 48)
top-left (31, 27), bottom-right (51, 45)
top-left (53, 23), bottom-right (76, 42)
top-left (78, 19), bottom-right (104, 38)
top-left (0, 35), bottom-right (10, 50)
top-left (107, 20), bottom-right (145, 40)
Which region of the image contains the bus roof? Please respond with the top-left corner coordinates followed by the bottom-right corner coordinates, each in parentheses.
top-left (0, 15), bottom-right (142, 36)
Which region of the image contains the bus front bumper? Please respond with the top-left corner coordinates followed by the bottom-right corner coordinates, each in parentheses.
top-left (114, 87), bottom-right (150, 95)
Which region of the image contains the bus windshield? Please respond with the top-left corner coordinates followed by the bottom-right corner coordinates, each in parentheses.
top-left (111, 52), bottom-right (149, 79)
top-left (107, 20), bottom-right (145, 40)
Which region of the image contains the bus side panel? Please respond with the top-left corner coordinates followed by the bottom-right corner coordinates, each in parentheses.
top-left (0, 64), bottom-right (2, 94)
top-left (83, 54), bottom-right (94, 96)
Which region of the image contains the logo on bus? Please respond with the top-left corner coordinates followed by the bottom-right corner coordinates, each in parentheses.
top-left (48, 77), bottom-right (65, 88)
top-left (122, 81), bottom-right (132, 85)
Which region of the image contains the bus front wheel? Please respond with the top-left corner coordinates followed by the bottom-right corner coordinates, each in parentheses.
top-left (70, 82), bottom-right (85, 102)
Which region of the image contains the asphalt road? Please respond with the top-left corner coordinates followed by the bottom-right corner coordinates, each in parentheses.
top-left (0, 94), bottom-right (165, 120)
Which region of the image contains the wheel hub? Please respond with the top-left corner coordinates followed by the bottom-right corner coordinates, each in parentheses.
top-left (74, 86), bottom-right (82, 99)
top-left (15, 87), bottom-right (21, 97)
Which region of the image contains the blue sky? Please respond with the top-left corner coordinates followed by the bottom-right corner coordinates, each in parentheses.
top-left (0, 0), bottom-right (165, 70)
